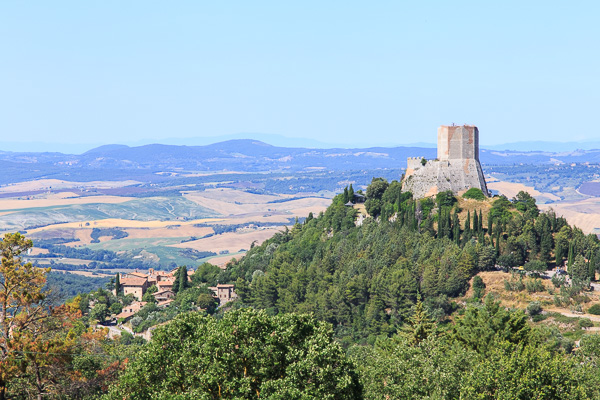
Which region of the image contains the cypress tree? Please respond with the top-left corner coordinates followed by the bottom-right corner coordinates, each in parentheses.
top-left (567, 242), bottom-right (574, 276)
top-left (487, 215), bottom-right (493, 236)
top-left (115, 273), bottom-right (121, 295)
top-left (348, 184), bottom-right (354, 202)
top-left (555, 242), bottom-right (563, 267)
top-left (179, 265), bottom-right (189, 293)
top-left (495, 231), bottom-right (501, 255)
top-left (589, 250), bottom-right (596, 282)
top-left (446, 210), bottom-right (452, 240)
top-left (479, 210), bottom-right (484, 233)
top-left (453, 212), bottom-right (461, 245)
top-left (473, 211), bottom-right (479, 235)
top-left (465, 210), bottom-right (471, 232)
top-left (343, 187), bottom-right (349, 203)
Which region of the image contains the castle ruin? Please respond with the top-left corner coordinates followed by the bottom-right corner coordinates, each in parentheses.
top-left (401, 125), bottom-right (489, 198)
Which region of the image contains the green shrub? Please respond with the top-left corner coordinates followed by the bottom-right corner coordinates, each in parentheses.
top-left (579, 318), bottom-right (594, 328)
top-left (588, 304), bottom-right (600, 315)
top-left (462, 188), bottom-right (485, 201)
top-left (531, 314), bottom-right (548, 322)
top-left (527, 301), bottom-right (542, 316)
top-left (525, 278), bottom-right (545, 293)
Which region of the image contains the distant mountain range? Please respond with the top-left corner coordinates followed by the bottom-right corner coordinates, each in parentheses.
top-left (4, 133), bottom-right (600, 154)
top-left (1, 139), bottom-right (600, 185)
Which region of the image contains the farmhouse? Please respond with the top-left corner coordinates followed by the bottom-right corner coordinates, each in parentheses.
top-left (209, 284), bottom-right (238, 305)
top-left (119, 275), bottom-right (149, 301)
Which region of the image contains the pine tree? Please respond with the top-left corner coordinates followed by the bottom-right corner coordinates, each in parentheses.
top-left (403, 293), bottom-right (436, 346)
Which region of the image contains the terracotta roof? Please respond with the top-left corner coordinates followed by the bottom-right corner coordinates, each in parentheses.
top-left (116, 301), bottom-right (147, 319)
top-left (115, 311), bottom-right (136, 320)
top-left (216, 284), bottom-right (235, 288)
top-left (157, 281), bottom-right (174, 290)
top-left (154, 289), bottom-right (174, 295)
top-left (120, 276), bottom-right (147, 287)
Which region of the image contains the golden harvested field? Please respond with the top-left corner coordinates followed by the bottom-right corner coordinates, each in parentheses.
top-left (170, 226), bottom-right (283, 253)
top-left (488, 178), bottom-right (600, 234)
top-left (183, 189), bottom-right (330, 216)
top-left (207, 253), bottom-right (245, 268)
top-left (52, 269), bottom-right (113, 278)
top-left (540, 198), bottom-right (600, 234)
top-left (487, 180), bottom-right (561, 202)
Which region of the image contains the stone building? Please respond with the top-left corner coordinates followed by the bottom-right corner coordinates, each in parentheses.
top-left (209, 284), bottom-right (238, 305)
top-left (120, 275), bottom-right (149, 301)
top-left (402, 125), bottom-right (489, 198)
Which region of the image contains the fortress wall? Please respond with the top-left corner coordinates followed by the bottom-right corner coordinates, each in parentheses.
top-left (407, 157), bottom-right (425, 170)
top-left (405, 124), bottom-right (487, 198)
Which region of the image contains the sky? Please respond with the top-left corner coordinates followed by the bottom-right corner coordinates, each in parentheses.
top-left (1, 1), bottom-right (599, 153)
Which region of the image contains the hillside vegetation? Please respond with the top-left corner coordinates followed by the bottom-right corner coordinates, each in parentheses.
top-left (226, 179), bottom-right (600, 344)
top-left (5, 179), bottom-right (600, 398)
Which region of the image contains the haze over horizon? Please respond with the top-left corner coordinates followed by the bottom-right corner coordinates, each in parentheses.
top-left (1, 2), bottom-right (599, 152)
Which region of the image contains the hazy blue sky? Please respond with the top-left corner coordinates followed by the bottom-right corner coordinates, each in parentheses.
top-left (1, 1), bottom-right (598, 151)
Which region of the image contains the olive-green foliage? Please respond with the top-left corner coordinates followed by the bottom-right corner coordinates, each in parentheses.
top-left (352, 335), bottom-right (474, 400)
top-left (452, 296), bottom-right (530, 355)
top-left (460, 342), bottom-right (593, 399)
top-left (365, 177), bottom-right (389, 217)
top-left (587, 304), bottom-right (600, 315)
top-left (106, 309), bottom-right (362, 399)
top-left (472, 275), bottom-right (486, 299)
top-left (354, 299), bottom-right (599, 399)
top-left (436, 190), bottom-right (457, 208)
top-left (192, 262), bottom-right (221, 286)
top-left (462, 188), bottom-right (485, 200)
top-left (524, 259), bottom-right (547, 274)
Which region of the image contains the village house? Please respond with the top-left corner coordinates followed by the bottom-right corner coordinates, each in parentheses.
top-left (120, 275), bottom-right (149, 301)
top-left (153, 289), bottom-right (175, 302)
top-left (209, 284), bottom-right (238, 305)
top-left (115, 301), bottom-right (147, 321)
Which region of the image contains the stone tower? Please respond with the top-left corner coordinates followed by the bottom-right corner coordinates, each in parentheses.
top-left (401, 125), bottom-right (488, 198)
top-left (437, 125), bottom-right (479, 161)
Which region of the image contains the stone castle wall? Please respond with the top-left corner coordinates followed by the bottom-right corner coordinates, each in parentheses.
top-left (402, 125), bottom-right (488, 198)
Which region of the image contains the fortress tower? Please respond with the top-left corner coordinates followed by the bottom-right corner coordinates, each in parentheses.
top-left (401, 125), bottom-right (488, 198)
top-left (437, 125), bottom-right (479, 161)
